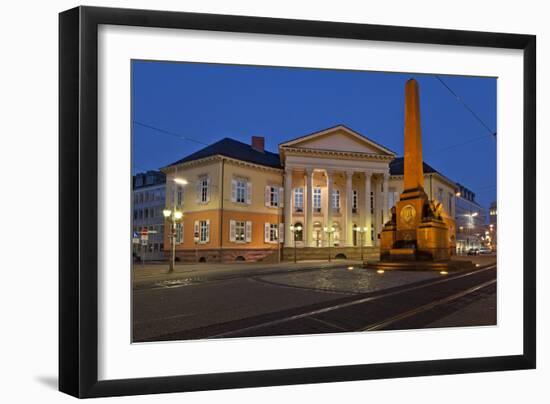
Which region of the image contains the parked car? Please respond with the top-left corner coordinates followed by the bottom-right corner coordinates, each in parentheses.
top-left (467, 248), bottom-right (479, 256)
top-left (479, 247), bottom-right (492, 254)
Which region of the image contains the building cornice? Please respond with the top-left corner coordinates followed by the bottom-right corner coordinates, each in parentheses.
top-left (161, 154), bottom-right (283, 174)
top-left (281, 146), bottom-right (395, 162)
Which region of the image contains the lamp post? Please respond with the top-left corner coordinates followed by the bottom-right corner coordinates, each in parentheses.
top-left (353, 226), bottom-right (369, 262)
top-left (163, 177), bottom-right (187, 273)
top-left (163, 208), bottom-right (183, 273)
top-left (323, 226), bottom-right (335, 262)
top-left (289, 224), bottom-right (302, 263)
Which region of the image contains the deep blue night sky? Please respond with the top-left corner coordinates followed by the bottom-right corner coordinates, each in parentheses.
top-left (132, 60), bottom-right (496, 208)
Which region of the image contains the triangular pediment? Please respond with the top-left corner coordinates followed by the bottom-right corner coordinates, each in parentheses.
top-left (279, 125), bottom-right (395, 156)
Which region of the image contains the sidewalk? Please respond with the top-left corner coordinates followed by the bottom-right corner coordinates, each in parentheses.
top-left (133, 259), bottom-right (363, 289)
top-left (132, 254), bottom-right (495, 290)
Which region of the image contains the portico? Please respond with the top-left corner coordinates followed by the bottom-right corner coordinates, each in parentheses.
top-left (279, 125), bottom-right (396, 254)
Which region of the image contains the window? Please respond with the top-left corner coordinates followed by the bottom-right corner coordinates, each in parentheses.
top-left (199, 220), bottom-right (209, 243)
top-left (144, 209), bottom-right (149, 219)
top-left (313, 188), bottom-right (322, 213)
top-left (235, 221), bottom-right (246, 242)
top-left (352, 190), bottom-right (358, 214)
top-left (332, 190), bottom-right (340, 213)
top-left (448, 192), bottom-right (453, 215)
top-left (232, 178), bottom-right (251, 204)
top-left (265, 223), bottom-right (279, 243)
top-left (265, 186), bottom-right (281, 207)
top-left (388, 187), bottom-right (397, 210)
top-left (230, 220), bottom-right (252, 243)
top-left (269, 224), bottom-right (278, 242)
top-left (437, 187), bottom-right (444, 202)
top-left (197, 176), bottom-right (210, 204)
top-left (236, 180), bottom-right (246, 203)
top-left (294, 188), bottom-right (304, 212)
top-left (175, 222), bottom-right (183, 244)
top-left (270, 186), bottom-right (279, 207)
top-left (133, 210), bottom-right (138, 220)
top-left (176, 185), bottom-right (184, 208)
top-left (370, 191), bottom-right (374, 214)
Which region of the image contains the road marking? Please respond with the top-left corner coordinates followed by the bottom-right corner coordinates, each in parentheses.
top-left (308, 316), bottom-right (348, 331)
top-left (208, 265), bottom-right (496, 339)
top-left (360, 279), bottom-right (497, 331)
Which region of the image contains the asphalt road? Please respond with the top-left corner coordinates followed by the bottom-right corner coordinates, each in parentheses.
top-left (133, 264), bottom-right (496, 342)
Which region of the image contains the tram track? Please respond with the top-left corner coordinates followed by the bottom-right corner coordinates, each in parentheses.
top-left (139, 265), bottom-right (496, 342)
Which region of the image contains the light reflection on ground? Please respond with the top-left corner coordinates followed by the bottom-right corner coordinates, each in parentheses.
top-left (257, 267), bottom-right (441, 294)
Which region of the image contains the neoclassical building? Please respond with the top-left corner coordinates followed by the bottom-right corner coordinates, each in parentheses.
top-left (160, 125), bottom-right (456, 262)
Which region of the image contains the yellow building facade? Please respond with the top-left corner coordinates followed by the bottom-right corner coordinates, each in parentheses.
top-left (162, 126), bottom-right (456, 262)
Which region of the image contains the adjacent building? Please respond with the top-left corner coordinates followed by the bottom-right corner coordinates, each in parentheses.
top-left (161, 125), bottom-right (458, 262)
top-left (487, 201), bottom-right (497, 251)
top-left (454, 183), bottom-right (487, 253)
top-left (132, 171), bottom-right (166, 261)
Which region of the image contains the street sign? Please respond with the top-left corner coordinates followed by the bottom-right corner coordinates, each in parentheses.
top-left (141, 234), bottom-right (149, 241)
top-left (141, 239), bottom-right (148, 246)
top-left (132, 237), bottom-right (140, 244)
top-left (140, 228), bottom-right (148, 235)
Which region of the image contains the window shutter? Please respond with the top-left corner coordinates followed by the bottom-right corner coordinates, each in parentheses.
top-left (264, 223), bottom-right (270, 243)
top-left (279, 187), bottom-right (284, 207)
top-left (230, 220), bottom-right (236, 242)
top-left (206, 178), bottom-right (211, 202)
top-left (279, 223), bottom-right (285, 243)
top-left (231, 180), bottom-right (237, 202)
top-left (245, 221), bottom-right (252, 243)
top-left (196, 181), bottom-right (201, 204)
top-left (205, 219), bottom-right (210, 242)
top-left (246, 182), bottom-right (252, 204)
top-left (265, 186), bottom-right (270, 207)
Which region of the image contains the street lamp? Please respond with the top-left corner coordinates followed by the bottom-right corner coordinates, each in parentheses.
top-left (163, 208), bottom-right (183, 273)
top-left (289, 224), bottom-right (302, 263)
top-left (164, 177), bottom-right (187, 273)
top-left (353, 226), bottom-right (369, 262)
top-left (323, 226), bottom-right (335, 262)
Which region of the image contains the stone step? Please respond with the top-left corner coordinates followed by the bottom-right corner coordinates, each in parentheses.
top-left (282, 246), bottom-right (380, 261)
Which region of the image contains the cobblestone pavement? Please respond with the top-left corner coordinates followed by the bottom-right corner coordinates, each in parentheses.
top-left (256, 267), bottom-right (442, 294)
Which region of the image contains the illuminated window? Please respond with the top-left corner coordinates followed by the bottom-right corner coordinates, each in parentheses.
top-left (313, 188), bottom-right (322, 213)
top-left (332, 190), bottom-right (340, 212)
top-left (294, 188), bottom-right (304, 212)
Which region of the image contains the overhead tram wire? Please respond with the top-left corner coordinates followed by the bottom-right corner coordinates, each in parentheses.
top-left (133, 121), bottom-right (210, 146)
top-left (435, 75), bottom-right (497, 139)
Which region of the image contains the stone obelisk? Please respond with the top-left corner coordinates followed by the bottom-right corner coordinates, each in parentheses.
top-left (379, 78), bottom-right (451, 264)
top-left (403, 79), bottom-right (425, 193)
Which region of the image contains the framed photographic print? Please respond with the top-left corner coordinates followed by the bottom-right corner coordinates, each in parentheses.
top-left (59, 6), bottom-right (536, 398)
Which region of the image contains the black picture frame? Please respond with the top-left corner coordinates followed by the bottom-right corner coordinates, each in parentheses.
top-left (59, 6), bottom-right (536, 398)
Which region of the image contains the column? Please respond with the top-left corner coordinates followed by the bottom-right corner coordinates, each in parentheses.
top-left (345, 170), bottom-right (354, 247)
top-left (364, 172), bottom-right (372, 246)
top-left (382, 173), bottom-right (389, 223)
top-left (326, 170), bottom-right (334, 247)
top-left (305, 168), bottom-right (314, 247)
top-left (284, 168), bottom-right (293, 247)
top-left (373, 176), bottom-right (379, 246)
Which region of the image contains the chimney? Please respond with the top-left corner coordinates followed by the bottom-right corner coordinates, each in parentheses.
top-left (251, 136), bottom-right (265, 153)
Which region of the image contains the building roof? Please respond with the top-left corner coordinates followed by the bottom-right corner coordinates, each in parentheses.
top-left (389, 157), bottom-right (438, 176)
top-left (166, 137), bottom-right (282, 169)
